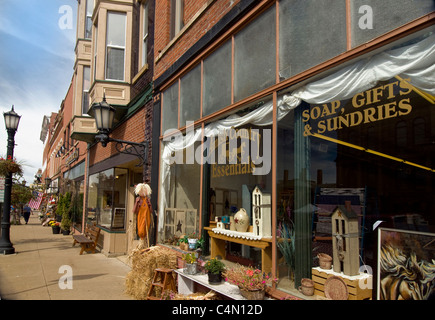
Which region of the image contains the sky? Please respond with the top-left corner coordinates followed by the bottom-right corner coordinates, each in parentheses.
top-left (0, 0), bottom-right (77, 185)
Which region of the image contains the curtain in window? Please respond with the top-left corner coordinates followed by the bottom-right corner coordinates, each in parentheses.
top-left (158, 29), bottom-right (435, 232)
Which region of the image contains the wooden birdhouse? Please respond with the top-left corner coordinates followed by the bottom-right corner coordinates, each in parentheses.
top-left (331, 201), bottom-right (360, 276)
top-left (252, 186), bottom-right (271, 238)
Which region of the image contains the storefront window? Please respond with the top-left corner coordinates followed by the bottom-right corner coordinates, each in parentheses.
top-left (350, 0), bottom-right (434, 48)
top-left (279, 0), bottom-right (346, 79)
top-left (180, 64), bottom-right (201, 126)
top-left (202, 40), bottom-right (232, 116)
top-left (162, 81), bottom-right (179, 132)
top-left (275, 27), bottom-right (435, 292)
top-left (234, 4), bottom-right (276, 102)
top-left (158, 142), bottom-right (202, 244)
top-left (87, 168), bottom-right (128, 230)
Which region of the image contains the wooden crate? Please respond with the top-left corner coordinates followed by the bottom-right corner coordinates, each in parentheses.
top-left (312, 267), bottom-right (372, 300)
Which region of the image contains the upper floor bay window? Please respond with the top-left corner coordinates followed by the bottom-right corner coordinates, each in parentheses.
top-left (82, 66), bottom-right (91, 114)
top-left (105, 11), bottom-right (126, 81)
top-left (85, 0), bottom-right (94, 39)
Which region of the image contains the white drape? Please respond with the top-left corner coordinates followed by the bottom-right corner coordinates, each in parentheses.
top-left (158, 31), bottom-right (435, 232)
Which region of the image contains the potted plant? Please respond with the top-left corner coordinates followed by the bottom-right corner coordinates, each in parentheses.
top-left (223, 264), bottom-right (277, 300)
top-left (182, 252), bottom-right (197, 275)
top-left (178, 235), bottom-right (189, 251)
top-left (187, 232), bottom-right (198, 250)
top-left (48, 220), bottom-right (61, 234)
top-left (204, 257), bottom-right (226, 284)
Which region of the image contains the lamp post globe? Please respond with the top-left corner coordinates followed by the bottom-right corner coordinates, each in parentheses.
top-left (92, 95), bottom-right (116, 147)
top-left (0, 105), bottom-right (21, 255)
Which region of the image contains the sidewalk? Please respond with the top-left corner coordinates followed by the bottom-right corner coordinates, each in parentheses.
top-left (0, 214), bottom-right (133, 300)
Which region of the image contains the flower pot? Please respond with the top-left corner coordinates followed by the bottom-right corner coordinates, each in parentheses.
top-left (188, 238), bottom-right (198, 250)
top-left (184, 263), bottom-right (197, 275)
top-left (52, 226), bottom-right (61, 234)
top-left (208, 272), bottom-right (222, 285)
top-left (318, 253), bottom-right (332, 270)
top-left (298, 278), bottom-right (314, 296)
top-left (179, 242), bottom-right (188, 251)
top-left (239, 288), bottom-right (265, 300)
top-left (234, 208), bottom-right (249, 232)
top-left (62, 229), bottom-right (70, 236)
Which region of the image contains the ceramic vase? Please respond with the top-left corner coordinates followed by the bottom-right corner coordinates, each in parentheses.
top-left (234, 208), bottom-right (249, 232)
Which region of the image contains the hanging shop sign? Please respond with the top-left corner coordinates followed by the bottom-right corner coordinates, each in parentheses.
top-left (66, 148), bottom-right (79, 165)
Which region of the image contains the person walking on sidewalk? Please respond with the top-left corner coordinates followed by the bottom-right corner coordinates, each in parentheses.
top-left (23, 205), bottom-right (32, 224)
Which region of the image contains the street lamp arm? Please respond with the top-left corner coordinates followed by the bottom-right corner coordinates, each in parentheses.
top-left (95, 133), bottom-right (148, 167)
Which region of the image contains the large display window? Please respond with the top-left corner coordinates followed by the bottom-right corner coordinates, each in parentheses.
top-left (275, 27), bottom-right (435, 293)
top-left (87, 167), bottom-right (128, 231)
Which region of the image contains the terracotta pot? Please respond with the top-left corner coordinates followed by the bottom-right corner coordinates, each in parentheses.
top-left (234, 208), bottom-right (249, 232)
top-left (318, 253), bottom-right (332, 270)
top-left (299, 278), bottom-right (314, 296)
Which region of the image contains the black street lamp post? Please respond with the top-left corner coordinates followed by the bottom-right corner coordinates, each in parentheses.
top-left (0, 106), bottom-right (21, 255)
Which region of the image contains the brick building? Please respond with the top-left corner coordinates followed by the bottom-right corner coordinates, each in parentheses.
top-left (42, 0), bottom-right (156, 256)
top-left (153, 0), bottom-right (435, 300)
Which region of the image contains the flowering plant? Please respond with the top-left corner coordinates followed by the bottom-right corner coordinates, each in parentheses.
top-left (48, 220), bottom-right (60, 227)
top-left (223, 264), bottom-right (277, 291)
top-left (204, 258), bottom-right (226, 275)
top-left (0, 156), bottom-right (23, 177)
top-left (182, 252), bottom-right (197, 264)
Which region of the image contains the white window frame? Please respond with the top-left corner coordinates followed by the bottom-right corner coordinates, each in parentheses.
top-left (85, 0), bottom-right (94, 39)
top-left (105, 11), bottom-right (126, 81)
top-left (93, 23), bottom-right (98, 81)
top-left (82, 66), bottom-right (91, 115)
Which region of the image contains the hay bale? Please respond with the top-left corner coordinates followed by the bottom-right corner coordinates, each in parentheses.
top-left (125, 246), bottom-right (178, 300)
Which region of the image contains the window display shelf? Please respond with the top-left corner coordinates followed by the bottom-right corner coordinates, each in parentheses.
top-left (204, 226), bottom-right (272, 273)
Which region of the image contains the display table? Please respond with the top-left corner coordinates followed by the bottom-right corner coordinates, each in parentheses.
top-left (174, 269), bottom-right (247, 300)
top-left (204, 226), bottom-right (272, 273)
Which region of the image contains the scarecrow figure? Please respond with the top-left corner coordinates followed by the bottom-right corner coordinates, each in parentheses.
top-left (133, 183), bottom-right (152, 247)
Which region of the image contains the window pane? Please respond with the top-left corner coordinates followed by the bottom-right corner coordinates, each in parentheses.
top-left (107, 12), bottom-right (126, 47)
top-left (276, 73), bottom-right (435, 291)
top-left (203, 40), bottom-right (232, 116)
top-left (351, 0), bottom-right (434, 48)
top-left (234, 5), bottom-right (276, 102)
top-left (142, 3), bottom-right (148, 68)
top-left (96, 169), bottom-right (114, 229)
top-left (106, 47), bottom-right (125, 80)
top-left (85, 0), bottom-right (94, 39)
top-left (158, 141), bottom-right (201, 244)
top-left (162, 82), bottom-right (179, 133)
top-left (82, 66), bottom-right (91, 114)
top-left (180, 64), bottom-right (201, 125)
top-left (113, 168), bottom-right (127, 230)
top-left (279, 0), bottom-right (346, 79)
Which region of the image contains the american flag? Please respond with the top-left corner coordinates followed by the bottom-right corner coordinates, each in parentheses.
top-left (28, 192), bottom-right (44, 210)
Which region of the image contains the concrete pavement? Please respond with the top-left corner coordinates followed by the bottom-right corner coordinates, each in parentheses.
top-left (0, 213), bottom-right (133, 300)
